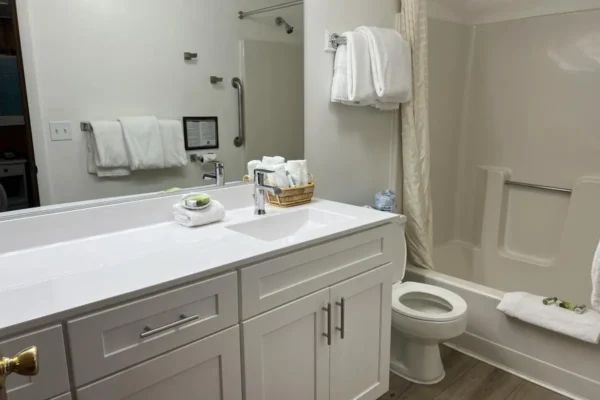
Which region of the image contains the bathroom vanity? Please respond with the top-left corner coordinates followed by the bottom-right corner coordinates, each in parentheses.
top-left (0, 184), bottom-right (406, 400)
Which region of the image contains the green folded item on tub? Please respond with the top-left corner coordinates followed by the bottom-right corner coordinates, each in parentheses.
top-left (558, 300), bottom-right (587, 314)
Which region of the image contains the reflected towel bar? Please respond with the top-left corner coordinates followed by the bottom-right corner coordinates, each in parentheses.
top-left (505, 180), bottom-right (572, 194)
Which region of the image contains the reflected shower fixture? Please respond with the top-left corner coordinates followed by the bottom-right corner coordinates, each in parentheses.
top-left (275, 17), bottom-right (294, 34)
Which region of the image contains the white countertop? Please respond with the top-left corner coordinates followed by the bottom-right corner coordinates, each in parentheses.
top-left (0, 186), bottom-right (403, 337)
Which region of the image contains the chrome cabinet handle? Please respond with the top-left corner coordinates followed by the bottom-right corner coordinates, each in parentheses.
top-left (335, 298), bottom-right (345, 339)
top-left (140, 314), bottom-right (199, 339)
top-left (322, 303), bottom-right (332, 346)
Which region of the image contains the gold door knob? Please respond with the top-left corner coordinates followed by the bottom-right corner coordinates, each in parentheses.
top-left (0, 347), bottom-right (39, 390)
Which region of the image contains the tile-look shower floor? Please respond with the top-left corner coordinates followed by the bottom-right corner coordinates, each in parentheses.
top-left (378, 347), bottom-right (572, 400)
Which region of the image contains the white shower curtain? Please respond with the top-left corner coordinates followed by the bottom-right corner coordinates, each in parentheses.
top-left (397, 1), bottom-right (434, 270)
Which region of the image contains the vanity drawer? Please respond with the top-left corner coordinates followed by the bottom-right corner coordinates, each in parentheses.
top-left (0, 164), bottom-right (24, 178)
top-left (240, 224), bottom-right (401, 319)
top-left (68, 272), bottom-right (238, 386)
top-left (2, 325), bottom-right (70, 400)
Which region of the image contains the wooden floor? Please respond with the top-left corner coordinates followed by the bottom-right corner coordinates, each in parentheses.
top-left (378, 347), bottom-right (571, 400)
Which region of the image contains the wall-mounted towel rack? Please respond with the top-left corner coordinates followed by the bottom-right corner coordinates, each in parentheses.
top-left (505, 180), bottom-right (572, 194)
top-left (81, 122), bottom-right (92, 132)
top-left (329, 33), bottom-right (347, 50)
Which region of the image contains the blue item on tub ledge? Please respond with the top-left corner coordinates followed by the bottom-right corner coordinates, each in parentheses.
top-left (375, 190), bottom-right (396, 212)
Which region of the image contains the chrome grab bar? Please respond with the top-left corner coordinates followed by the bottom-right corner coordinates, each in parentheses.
top-left (140, 314), bottom-right (199, 339)
top-left (232, 77), bottom-right (245, 147)
top-left (505, 180), bottom-right (572, 194)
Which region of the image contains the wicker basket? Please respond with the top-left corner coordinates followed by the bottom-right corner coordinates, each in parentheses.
top-left (243, 174), bottom-right (315, 208)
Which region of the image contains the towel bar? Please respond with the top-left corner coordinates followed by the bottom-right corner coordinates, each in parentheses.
top-left (80, 122), bottom-right (92, 132)
top-left (329, 33), bottom-right (347, 50)
top-left (505, 180), bottom-right (572, 194)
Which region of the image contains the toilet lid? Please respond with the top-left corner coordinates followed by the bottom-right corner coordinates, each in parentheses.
top-left (392, 282), bottom-right (467, 322)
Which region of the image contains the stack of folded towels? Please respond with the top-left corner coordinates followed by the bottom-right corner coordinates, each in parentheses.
top-left (247, 156), bottom-right (309, 188)
top-left (87, 116), bottom-right (188, 177)
top-left (173, 193), bottom-right (226, 228)
top-left (331, 26), bottom-right (412, 110)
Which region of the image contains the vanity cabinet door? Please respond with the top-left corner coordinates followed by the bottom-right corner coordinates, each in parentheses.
top-left (329, 264), bottom-right (393, 400)
top-left (77, 326), bottom-right (242, 400)
top-left (243, 288), bottom-right (330, 400)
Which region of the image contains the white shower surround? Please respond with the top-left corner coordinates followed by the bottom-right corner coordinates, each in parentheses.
top-left (428, 0), bottom-right (600, 24)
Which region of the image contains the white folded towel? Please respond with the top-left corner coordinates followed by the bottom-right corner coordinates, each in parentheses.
top-left (87, 121), bottom-right (131, 177)
top-left (286, 160), bottom-right (309, 186)
top-left (172, 200), bottom-right (226, 228)
top-left (331, 31), bottom-right (377, 106)
top-left (247, 160), bottom-right (260, 178)
top-left (159, 120), bottom-right (188, 168)
top-left (262, 156), bottom-right (286, 166)
top-left (497, 292), bottom-right (600, 344)
top-left (272, 163), bottom-right (290, 189)
top-left (356, 26), bottom-right (412, 105)
top-left (119, 116), bottom-right (165, 170)
top-left (591, 239), bottom-right (600, 311)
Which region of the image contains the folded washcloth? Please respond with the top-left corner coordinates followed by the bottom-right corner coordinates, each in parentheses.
top-left (272, 163), bottom-right (290, 189)
top-left (356, 26), bottom-right (412, 105)
top-left (262, 156), bottom-right (286, 166)
top-left (331, 31), bottom-right (377, 106)
top-left (119, 116), bottom-right (165, 170)
top-left (592, 239), bottom-right (600, 311)
top-left (173, 200), bottom-right (226, 228)
top-left (159, 120), bottom-right (188, 168)
top-left (497, 291), bottom-right (600, 344)
top-left (87, 121), bottom-right (131, 177)
top-left (247, 160), bottom-right (260, 179)
top-left (286, 160), bottom-right (309, 186)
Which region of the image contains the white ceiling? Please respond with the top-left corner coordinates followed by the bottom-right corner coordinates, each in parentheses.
top-left (428, 0), bottom-right (600, 24)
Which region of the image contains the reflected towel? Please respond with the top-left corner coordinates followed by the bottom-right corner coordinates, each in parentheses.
top-left (87, 121), bottom-right (131, 177)
top-left (497, 291), bottom-right (600, 344)
top-left (159, 120), bottom-right (188, 168)
top-left (119, 116), bottom-right (165, 170)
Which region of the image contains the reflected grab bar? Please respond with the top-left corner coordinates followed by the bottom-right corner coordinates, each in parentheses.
top-left (232, 77), bottom-right (245, 147)
top-left (505, 180), bottom-right (572, 194)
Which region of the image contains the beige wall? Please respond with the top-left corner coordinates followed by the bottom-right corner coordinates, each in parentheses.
top-left (304, 0), bottom-right (400, 207)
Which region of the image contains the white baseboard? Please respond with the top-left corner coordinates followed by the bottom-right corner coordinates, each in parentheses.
top-left (447, 333), bottom-right (595, 400)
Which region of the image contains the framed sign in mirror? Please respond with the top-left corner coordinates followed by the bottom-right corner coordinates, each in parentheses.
top-left (183, 116), bottom-right (219, 150)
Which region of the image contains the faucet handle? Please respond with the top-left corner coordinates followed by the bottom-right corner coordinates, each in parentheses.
top-left (254, 168), bottom-right (274, 176)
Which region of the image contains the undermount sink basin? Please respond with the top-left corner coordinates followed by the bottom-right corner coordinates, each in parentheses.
top-left (227, 208), bottom-right (353, 241)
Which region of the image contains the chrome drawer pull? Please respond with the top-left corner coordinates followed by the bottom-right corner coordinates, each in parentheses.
top-left (140, 314), bottom-right (199, 339)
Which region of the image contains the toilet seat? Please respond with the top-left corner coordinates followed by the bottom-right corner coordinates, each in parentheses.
top-left (392, 282), bottom-right (467, 322)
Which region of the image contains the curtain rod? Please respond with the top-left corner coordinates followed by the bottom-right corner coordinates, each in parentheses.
top-left (238, 0), bottom-right (303, 19)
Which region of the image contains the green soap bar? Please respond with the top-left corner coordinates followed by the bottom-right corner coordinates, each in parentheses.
top-left (185, 194), bottom-right (211, 207)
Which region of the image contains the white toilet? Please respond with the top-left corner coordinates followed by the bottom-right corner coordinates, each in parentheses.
top-left (390, 281), bottom-right (468, 384)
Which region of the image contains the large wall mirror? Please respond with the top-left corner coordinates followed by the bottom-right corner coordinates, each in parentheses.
top-left (0, 0), bottom-right (304, 215)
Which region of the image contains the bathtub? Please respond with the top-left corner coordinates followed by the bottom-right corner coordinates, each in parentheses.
top-left (404, 264), bottom-right (600, 400)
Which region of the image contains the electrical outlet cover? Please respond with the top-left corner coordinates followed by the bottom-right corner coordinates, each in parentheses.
top-left (50, 121), bottom-right (73, 141)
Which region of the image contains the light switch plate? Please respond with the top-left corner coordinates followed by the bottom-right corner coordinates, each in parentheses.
top-left (50, 121), bottom-right (73, 141)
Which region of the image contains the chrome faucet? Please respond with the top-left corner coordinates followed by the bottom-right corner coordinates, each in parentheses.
top-left (203, 161), bottom-right (225, 186)
top-left (254, 169), bottom-right (282, 215)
